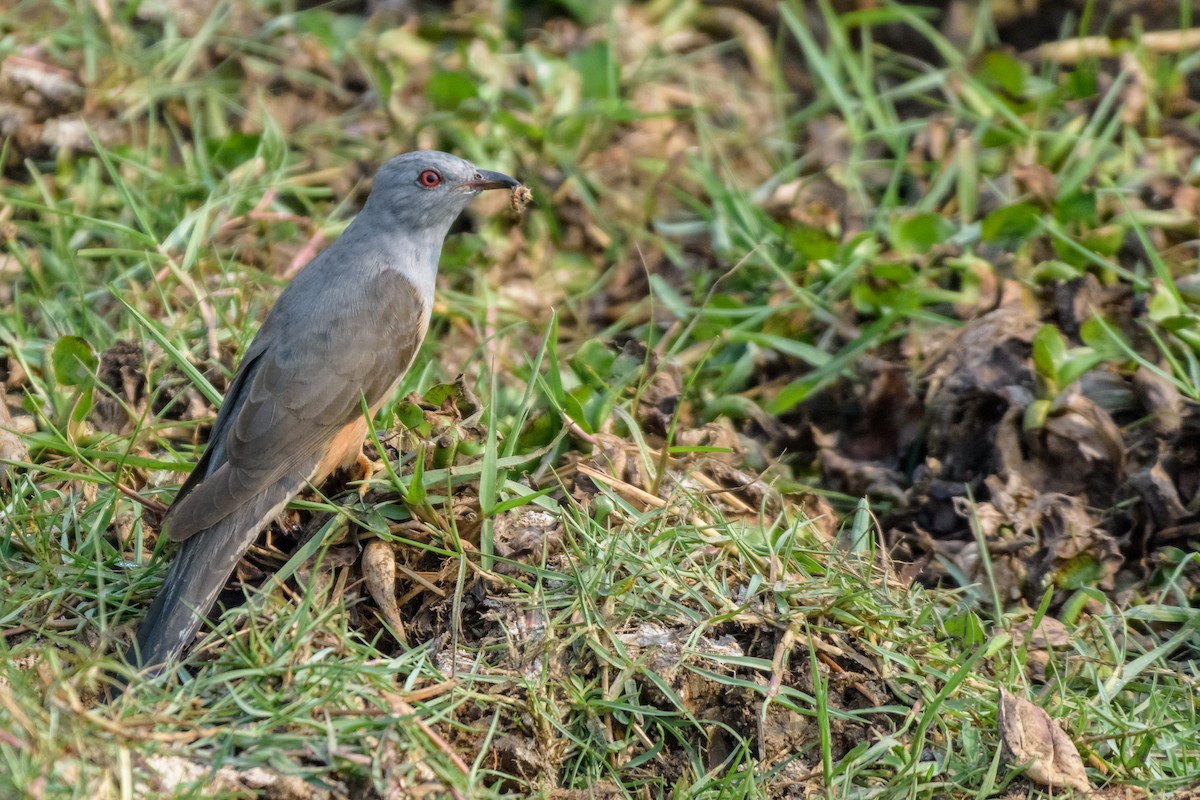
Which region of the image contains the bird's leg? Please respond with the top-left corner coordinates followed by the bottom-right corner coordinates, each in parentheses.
top-left (353, 450), bottom-right (383, 498)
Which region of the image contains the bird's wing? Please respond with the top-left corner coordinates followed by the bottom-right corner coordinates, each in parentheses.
top-left (163, 269), bottom-right (429, 542)
top-left (131, 269), bottom-right (428, 671)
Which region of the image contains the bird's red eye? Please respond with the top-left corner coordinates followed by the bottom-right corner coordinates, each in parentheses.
top-left (418, 169), bottom-right (442, 188)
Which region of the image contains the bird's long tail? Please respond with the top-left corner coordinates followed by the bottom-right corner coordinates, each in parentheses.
top-left (128, 477), bottom-right (302, 674)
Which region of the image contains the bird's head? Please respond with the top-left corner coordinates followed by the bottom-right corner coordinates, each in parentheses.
top-left (367, 150), bottom-right (521, 232)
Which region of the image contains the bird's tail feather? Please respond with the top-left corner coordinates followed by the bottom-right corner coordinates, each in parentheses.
top-left (128, 476), bottom-right (303, 674)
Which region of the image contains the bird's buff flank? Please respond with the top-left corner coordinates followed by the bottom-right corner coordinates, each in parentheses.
top-left (128, 152), bottom-right (523, 675)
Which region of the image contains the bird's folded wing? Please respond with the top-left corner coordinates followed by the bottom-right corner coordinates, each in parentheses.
top-left (164, 270), bottom-right (429, 542)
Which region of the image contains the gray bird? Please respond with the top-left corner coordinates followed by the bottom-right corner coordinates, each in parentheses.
top-left (129, 151), bottom-right (521, 673)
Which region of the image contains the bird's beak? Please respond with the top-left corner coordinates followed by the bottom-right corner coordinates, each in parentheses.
top-left (463, 169), bottom-right (521, 191)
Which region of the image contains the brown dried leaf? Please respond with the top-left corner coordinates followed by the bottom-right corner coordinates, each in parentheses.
top-left (1012, 616), bottom-right (1070, 681)
top-left (1052, 274), bottom-right (1103, 338)
top-left (361, 539), bottom-right (407, 646)
top-left (954, 470), bottom-right (1119, 602)
top-left (636, 357), bottom-right (682, 437)
top-left (492, 507), bottom-right (562, 577)
top-left (922, 301), bottom-right (1040, 482)
top-left (1039, 391), bottom-right (1125, 492)
top-left (998, 688), bottom-right (1092, 793)
top-left (1130, 456), bottom-right (1187, 529)
top-left (1038, 493), bottom-right (1121, 592)
top-left (1012, 616), bottom-right (1070, 651)
top-left (92, 340), bottom-right (147, 434)
top-left (675, 420), bottom-right (741, 461)
top-left (1132, 365), bottom-right (1183, 435)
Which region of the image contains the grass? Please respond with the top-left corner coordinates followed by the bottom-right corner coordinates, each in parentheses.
top-left (2, 0), bottom-right (1200, 797)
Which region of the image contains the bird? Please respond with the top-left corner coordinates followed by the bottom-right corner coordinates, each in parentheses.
top-left (128, 151), bottom-right (521, 674)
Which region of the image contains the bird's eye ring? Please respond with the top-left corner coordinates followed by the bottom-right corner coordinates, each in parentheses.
top-left (418, 169), bottom-right (442, 188)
